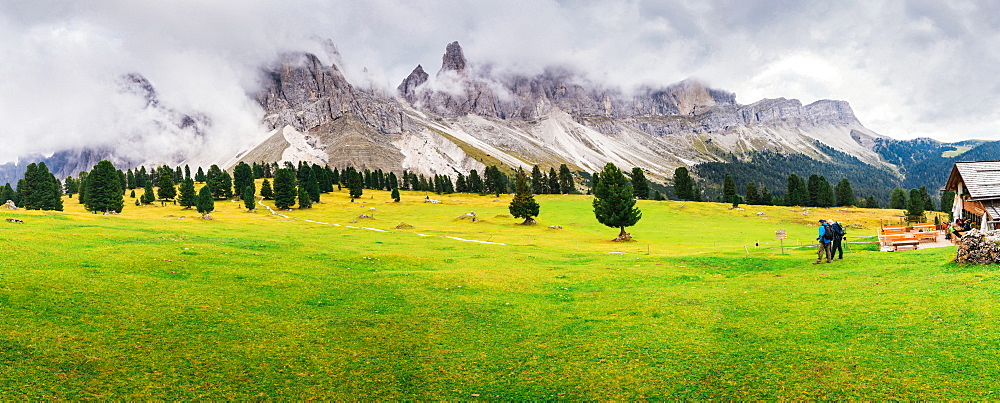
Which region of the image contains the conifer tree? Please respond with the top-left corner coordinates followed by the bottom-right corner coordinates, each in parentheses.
top-left (865, 195), bottom-right (880, 209)
top-left (126, 169), bottom-right (136, 189)
top-left (243, 186), bottom-right (256, 211)
top-left (722, 174), bottom-right (737, 205)
top-left (509, 168), bottom-right (540, 225)
top-left (631, 167), bottom-right (650, 199)
top-left (456, 173), bottom-right (467, 193)
top-left (298, 185), bottom-right (312, 209)
top-left (467, 169), bottom-right (483, 193)
top-left (807, 174), bottom-right (822, 207)
top-left (758, 184), bottom-right (773, 205)
top-left (672, 167), bottom-right (694, 200)
top-left (178, 178), bottom-right (196, 209)
top-left (546, 167), bottom-right (559, 194)
top-left (889, 187), bottom-right (908, 210)
top-left (78, 171), bottom-right (89, 205)
top-left (156, 165), bottom-right (176, 201)
top-left (233, 162), bottom-right (254, 200)
top-left (593, 163), bottom-right (642, 241)
top-left (141, 182), bottom-right (156, 204)
top-left (85, 160), bottom-right (124, 213)
top-left (347, 169), bottom-right (364, 199)
top-left (920, 186), bottom-right (934, 212)
top-left (907, 188), bottom-right (925, 219)
top-left (0, 183), bottom-right (15, 206)
top-left (817, 176), bottom-right (835, 207)
top-left (391, 188), bottom-right (400, 202)
top-left (184, 165), bottom-right (191, 182)
top-left (745, 182), bottom-right (759, 205)
top-left (558, 164), bottom-right (576, 194)
top-left (196, 184), bottom-right (214, 216)
top-left (64, 176), bottom-right (78, 197)
top-left (531, 165), bottom-right (544, 195)
top-left (786, 174), bottom-right (806, 206)
top-left (835, 178), bottom-right (855, 207)
top-left (137, 166), bottom-right (148, 187)
top-left (174, 166), bottom-right (182, 182)
top-left (260, 179), bottom-right (274, 200)
top-left (195, 167), bottom-right (206, 182)
top-left (273, 168), bottom-right (297, 209)
top-left (305, 165), bottom-right (320, 203)
top-left (941, 190), bottom-right (956, 214)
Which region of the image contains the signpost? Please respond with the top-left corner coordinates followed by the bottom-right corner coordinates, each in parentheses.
top-left (775, 230), bottom-right (787, 254)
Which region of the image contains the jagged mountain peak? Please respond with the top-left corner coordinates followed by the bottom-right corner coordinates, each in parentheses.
top-left (397, 64), bottom-right (429, 101)
top-left (439, 41), bottom-right (467, 74)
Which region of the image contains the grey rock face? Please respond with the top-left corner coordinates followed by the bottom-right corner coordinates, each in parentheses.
top-left (256, 52), bottom-right (414, 135)
top-left (440, 41), bottom-right (467, 73)
top-left (398, 65), bottom-right (428, 103)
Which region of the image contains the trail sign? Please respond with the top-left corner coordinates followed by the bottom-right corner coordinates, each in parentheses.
top-left (775, 230), bottom-right (787, 239)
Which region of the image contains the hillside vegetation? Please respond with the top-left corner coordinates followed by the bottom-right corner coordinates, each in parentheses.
top-left (0, 185), bottom-right (993, 399)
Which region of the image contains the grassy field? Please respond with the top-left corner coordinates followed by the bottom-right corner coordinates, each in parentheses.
top-left (0, 184), bottom-right (993, 399)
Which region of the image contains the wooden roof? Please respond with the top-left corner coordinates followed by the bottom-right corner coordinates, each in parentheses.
top-left (945, 161), bottom-right (1000, 200)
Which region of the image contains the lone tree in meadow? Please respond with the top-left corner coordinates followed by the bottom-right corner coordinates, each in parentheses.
top-left (346, 169), bottom-right (364, 199)
top-left (196, 184), bottom-right (214, 217)
top-left (630, 167), bottom-right (650, 200)
top-left (391, 188), bottom-right (400, 202)
top-left (85, 160), bottom-right (124, 213)
top-left (509, 167), bottom-right (540, 225)
top-left (593, 162), bottom-right (642, 241)
top-left (273, 168), bottom-right (297, 210)
top-left (672, 166), bottom-right (695, 201)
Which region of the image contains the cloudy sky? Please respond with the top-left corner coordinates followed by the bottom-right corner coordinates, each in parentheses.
top-left (2, 0), bottom-right (999, 163)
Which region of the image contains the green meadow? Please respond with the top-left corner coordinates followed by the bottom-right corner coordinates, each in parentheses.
top-left (0, 184), bottom-right (994, 399)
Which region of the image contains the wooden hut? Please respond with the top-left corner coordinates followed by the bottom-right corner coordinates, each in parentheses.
top-left (944, 161), bottom-right (1000, 230)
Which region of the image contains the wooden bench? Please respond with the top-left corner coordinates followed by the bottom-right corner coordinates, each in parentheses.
top-left (912, 223), bottom-right (936, 232)
top-left (914, 231), bottom-right (939, 242)
top-left (882, 227), bottom-right (907, 235)
top-left (891, 239), bottom-right (920, 251)
top-left (878, 233), bottom-right (909, 246)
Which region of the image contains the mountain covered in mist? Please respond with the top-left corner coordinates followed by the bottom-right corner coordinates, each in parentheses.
top-left (0, 41), bottom-right (987, 201)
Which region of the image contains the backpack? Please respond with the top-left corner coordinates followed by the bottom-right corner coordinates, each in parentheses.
top-left (831, 223), bottom-right (845, 238)
top-left (822, 224), bottom-right (835, 242)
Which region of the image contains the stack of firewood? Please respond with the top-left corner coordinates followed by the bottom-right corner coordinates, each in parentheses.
top-left (955, 229), bottom-right (1000, 264)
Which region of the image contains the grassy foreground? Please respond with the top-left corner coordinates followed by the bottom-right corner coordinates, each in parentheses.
top-left (0, 185), bottom-right (994, 399)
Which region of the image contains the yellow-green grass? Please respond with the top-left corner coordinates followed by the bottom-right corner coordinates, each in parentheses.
top-left (0, 185), bottom-right (993, 399)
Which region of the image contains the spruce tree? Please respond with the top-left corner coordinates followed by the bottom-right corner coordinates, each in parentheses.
top-left (631, 167), bottom-right (650, 199)
top-left (64, 176), bottom-right (78, 197)
top-left (807, 174), bottom-right (822, 207)
top-left (593, 163), bottom-right (642, 241)
top-left (195, 167), bottom-right (206, 182)
top-left (672, 167), bottom-right (694, 200)
top-left (196, 184), bottom-right (214, 216)
top-left (243, 186), bottom-right (256, 211)
top-left (0, 183), bottom-right (15, 206)
top-left (531, 165), bottom-right (544, 194)
top-left (941, 190), bottom-right (956, 214)
top-left (865, 195), bottom-right (880, 209)
top-left (745, 182), bottom-right (759, 205)
top-left (907, 188), bottom-right (925, 220)
top-left (548, 167), bottom-right (560, 195)
top-left (467, 169), bottom-right (483, 193)
top-left (558, 164), bottom-right (576, 194)
top-left (920, 186), bottom-right (934, 212)
top-left (19, 163), bottom-right (43, 210)
top-left (78, 171), bottom-right (89, 205)
top-left (141, 182), bottom-right (156, 204)
top-left (456, 173), bottom-right (467, 193)
top-left (298, 185), bottom-right (312, 209)
top-left (178, 179), bottom-right (196, 209)
top-left (184, 165), bottom-right (192, 182)
top-left (722, 174), bottom-right (737, 205)
top-left (305, 165), bottom-right (320, 203)
top-left (835, 178), bottom-right (855, 207)
top-left (817, 176), bottom-right (835, 207)
top-left (758, 184), bottom-right (773, 205)
top-left (347, 169), bottom-right (363, 199)
top-left (391, 188), bottom-right (400, 202)
top-left (156, 165), bottom-right (176, 201)
top-left (126, 170), bottom-right (135, 189)
top-left (233, 162), bottom-right (254, 200)
top-left (889, 187), bottom-right (908, 210)
top-left (48, 173), bottom-right (63, 211)
top-left (509, 168), bottom-right (540, 225)
top-left (84, 160), bottom-right (124, 213)
top-left (260, 179), bottom-right (274, 200)
top-left (273, 168), bottom-right (297, 209)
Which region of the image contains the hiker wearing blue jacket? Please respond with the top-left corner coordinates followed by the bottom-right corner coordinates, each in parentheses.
top-left (814, 219), bottom-right (833, 264)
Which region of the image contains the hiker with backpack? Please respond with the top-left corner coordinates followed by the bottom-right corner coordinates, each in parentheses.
top-left (814, 219), bottom-right (833, 264)
top-left (830, 220), bottom-right (846, 260)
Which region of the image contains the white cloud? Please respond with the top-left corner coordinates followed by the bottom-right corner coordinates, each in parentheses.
top-left (2, 0), bottom-right (1000, 164)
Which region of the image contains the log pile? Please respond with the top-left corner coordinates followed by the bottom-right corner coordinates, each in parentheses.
top-left (955, 229), bottom-right (1000, 264)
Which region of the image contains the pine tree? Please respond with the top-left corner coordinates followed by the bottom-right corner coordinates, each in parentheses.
top-left (84, 160), bottom-right (125, 213)
top-left (467, 169), bottom-right (483, 193)
top-left (391, 188), bottom-right (400, 202)
top-left (156, 165), bottom-right (176, 201)
top-left (672, 167), bottom-right (694, 201)
top-left (195, 167), bottom-right (206, 182)
top-left (77, 171), bottom-right (88, 205)
top-left (305, 165), bottom-right (320, 203)
top-left (865, 195), bottom-right (880, 209)
top-left (509, 168), bottom-right (540, 225)
top-left (722, 174), bottom-right (737, 205)
top-left (196, 184), bottom-right (214, 216)
top-left (786, 174), bottom-right (806, 206)
top-left (745, 182), bottom-right (759, 205)
top-left (941, 190), bottom-right (956, 215)
top-left (0, 183), bottom-right (16, 206)
top-left (233, 162), bottom-right (254, 200)
top-left (243, 186), bottom-right (256, 211)
top-left (184, 165), bottom-right (191, 182)
top-left (273, 168), bottom-right (297, 209)
top-left (141, 182), bottom-right (156, 204)
top-left (547, 167), bottom-right (560, 195)
top-left (531, 165), bottom-right (544, 194)
top-left (817, 176), bottom-right (835, 207)
top-left (920, 186), bottom-right (934, 212)
top-left (835, 178), bottom-right (855, 207)
top-left (298, 185), bottom-right (312, 209)
top-left (807, 174), bottom-right (822, 207)
top-left (652, 190), bottom-right (666, 201)
top-left (889, 187), bottom-right (908, 210)
top-left (64, 176), bottom-right (78, 197)
top-left (558, 164), bottom-right (576, 194)
top-left (593, 163), bottom-right (642, 241)
top-left (137, 166), bottom-right (148, 187)
top-left (907, 188), bottom-right (925, 219)
top-left (126, 170), bottom-right (136, 189)
top-left (260, 179), bottom-right (274, 200)
top-left (455, 173), bottom-right (467, 193)
top-left (758, 184), bottom-right (773, 205)
top-left (631, 167), bottom-right (650, 199)
top-left (178, 178), bottom-right (196, 209)
top-left (347, 169), bottom-right (364, 199)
